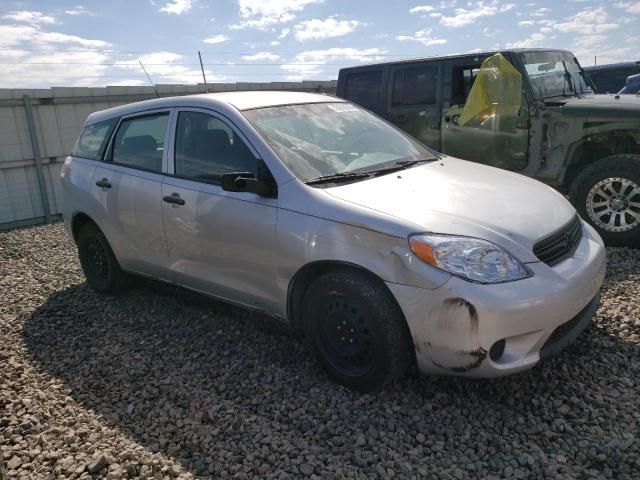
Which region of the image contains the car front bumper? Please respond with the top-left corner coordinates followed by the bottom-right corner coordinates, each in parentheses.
top-left (387, 221), bottom-right (607, 377)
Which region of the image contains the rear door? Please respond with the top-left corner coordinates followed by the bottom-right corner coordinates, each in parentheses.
top-left (91, 109), bottom-right (172, 277)
top-left (386, 62), bottom-right (442, 150)
top-left (161, 108), bottom-right (279, 312)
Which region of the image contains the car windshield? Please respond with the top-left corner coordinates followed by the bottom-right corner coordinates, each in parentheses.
top-left (520, 51), bottom-right (593, 99)
top-left (243, 102), bottom-right (436, 182)
top-left (620, 74), bottom-right (640, 94)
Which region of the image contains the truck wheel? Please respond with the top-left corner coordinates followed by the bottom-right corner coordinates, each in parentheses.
top-left (570, 154), bottom-right (640, 247)
top-left (77, 222), bottom-right (131, 293)
top-left (302, 270), bottom-right (412, 392)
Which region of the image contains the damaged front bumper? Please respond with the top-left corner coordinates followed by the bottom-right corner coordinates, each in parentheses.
top-left (387, 221), bottom-right (607, 378)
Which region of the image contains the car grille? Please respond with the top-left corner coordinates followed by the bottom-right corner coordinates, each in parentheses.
top-left (539, 294), bottom-right (599, 360)
top-left (544, 303), bottom-right (586, 347)
top-left (533, 215), bottom-right (583, 266)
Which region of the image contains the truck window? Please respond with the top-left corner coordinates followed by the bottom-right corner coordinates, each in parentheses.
top-left (344, 71), bottom-right (382, 111)
top-left (392, 65), bottom-right (438, 105)
top-left (451, 65), bottom-right (481, 105)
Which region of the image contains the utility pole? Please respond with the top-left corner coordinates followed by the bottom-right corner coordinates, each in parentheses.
top-left (139, 60), bottom-right (160, 98)
top-left (23, 95), bottom-right (51, 224)
top-left (198, 51), bottom-right (208, 93)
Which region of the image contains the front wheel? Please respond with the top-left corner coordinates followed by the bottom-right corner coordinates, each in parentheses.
top-left (302, 270), bottom-right (412, 392)
top-left (570, 154), bottom-right (640, 247)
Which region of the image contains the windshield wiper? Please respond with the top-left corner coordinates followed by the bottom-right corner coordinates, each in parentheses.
top-left (305, 158), bottom-right (435, 185)
top-left (305, 171), bottom-right (371, 185)
top-left (364, 158), bottom-right (435, 176)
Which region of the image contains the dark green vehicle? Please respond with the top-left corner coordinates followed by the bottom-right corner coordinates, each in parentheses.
top-left (337, 49), bottom-right (640, 247)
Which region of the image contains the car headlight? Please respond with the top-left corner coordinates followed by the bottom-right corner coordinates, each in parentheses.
top-left (409, 234), bottom-right (531, 283)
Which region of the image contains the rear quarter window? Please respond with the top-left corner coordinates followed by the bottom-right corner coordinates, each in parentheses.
top-left (71, 118), bottom-right (118, 160)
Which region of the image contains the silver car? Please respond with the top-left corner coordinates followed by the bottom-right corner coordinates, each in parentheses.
top-left (62, 91), bottom-right (606, 392)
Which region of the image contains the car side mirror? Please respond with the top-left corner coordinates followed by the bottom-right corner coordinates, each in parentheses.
top-left (221, 161), bottom-right (277, 198)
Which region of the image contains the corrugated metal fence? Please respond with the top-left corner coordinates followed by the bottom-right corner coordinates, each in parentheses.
top-left (0, 80), bottom-right (337, 230)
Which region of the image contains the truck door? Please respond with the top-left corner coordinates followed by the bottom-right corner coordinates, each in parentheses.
top-left (386, 62), bottom-right (442, 151)
top-left (441, 54), bottom-right (529, 171)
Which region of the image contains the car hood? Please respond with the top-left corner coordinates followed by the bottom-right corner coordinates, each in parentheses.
top-left (558, 94), bottom-right (640, 120)
top-left (324, 157), bottom-right (577, 263)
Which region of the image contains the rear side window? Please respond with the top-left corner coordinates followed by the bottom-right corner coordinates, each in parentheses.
top-left (392, 65), bottom-right (439, 106)
top-left (344, 70), bottom-right (383, 111)
top-left (71, 118), bottom-right (117, 160)
top-left (111, 113), bottom-right (169, 173)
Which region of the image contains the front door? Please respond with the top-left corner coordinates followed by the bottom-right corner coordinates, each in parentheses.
top-left (161, 108), bottom-right (279, 312)
top-left (441, 54), bottom-right (530, 171)
top-left (91, 110), bottom-right (172, 277)
top-left (386, 62), bottom-right (442, 151)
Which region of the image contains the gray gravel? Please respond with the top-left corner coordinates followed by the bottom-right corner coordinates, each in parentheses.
top-left (1, 223), bottom-right (639, 479)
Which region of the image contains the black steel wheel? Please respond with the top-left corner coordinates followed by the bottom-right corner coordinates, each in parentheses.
top-left (316, 295), bottom-right (377, 377)
top-left (302, 269), bottom-right (412, 392)
top-left (77, 222), bottom-right (130, 293)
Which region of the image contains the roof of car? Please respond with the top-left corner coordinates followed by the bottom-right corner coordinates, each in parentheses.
top-left (584, 61), bottom-right (640, 72)
top-left (337, 48), bottom-right (575, 72)
top-left (621, 73), bottom-right (640, 91)
top-left (85, 91), bottom-right (341, 125)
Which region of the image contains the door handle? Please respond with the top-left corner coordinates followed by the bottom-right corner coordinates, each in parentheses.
top-left (163, 193), bottom-right (185, 206)
top-left (394, 114), bottom-right (407, 124)
top-left (95, 178), bottom-right (111, 189)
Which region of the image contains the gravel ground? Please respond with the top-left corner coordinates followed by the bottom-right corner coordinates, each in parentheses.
top-left (0, 223), bottom-right (639, 480)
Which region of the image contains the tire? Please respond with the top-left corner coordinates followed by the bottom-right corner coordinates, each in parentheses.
top-left (77, 222), bottom-right (130, 293)
top-left (302, 270), bottom-right (412, 392)
top-left (569, 154), bottom-right (640, 247)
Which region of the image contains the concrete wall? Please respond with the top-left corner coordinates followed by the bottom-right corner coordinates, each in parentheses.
top-left (0, 80), bottom-right (337, 229)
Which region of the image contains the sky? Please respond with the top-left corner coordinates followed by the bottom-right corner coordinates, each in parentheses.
top-left (0, 0), bottom-right (638, 88)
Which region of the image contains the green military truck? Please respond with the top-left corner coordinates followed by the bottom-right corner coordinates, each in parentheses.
top-left (337, 49), bottom-right (640, 247)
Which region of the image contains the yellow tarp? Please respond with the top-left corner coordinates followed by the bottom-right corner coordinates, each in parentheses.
top-left (459, 53), bottom-right (522, 127)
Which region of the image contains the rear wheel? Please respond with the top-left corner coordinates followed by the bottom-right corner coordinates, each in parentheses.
top-left (77, 223), bottom-right (130, 293)
top-left (302, 270), bottom-right (412, 392)
top-left (570, 154), bottom-right (640, 247)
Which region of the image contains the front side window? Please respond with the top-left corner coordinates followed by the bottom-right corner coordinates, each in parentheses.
top-left (392, 65), bottom-right (439, 106)
top-left (71, 118), bottom-right (117, 160)
top-left (345, 71), bottom-right (383, 111)
top-left (451, 65), bottom-right (481, 105)
top-left (243, 102), bottom-right (435, 182)
top-left (174, 111), bottom-right (257, 183)
top-left (111, 113), bottom-right (169, 173)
